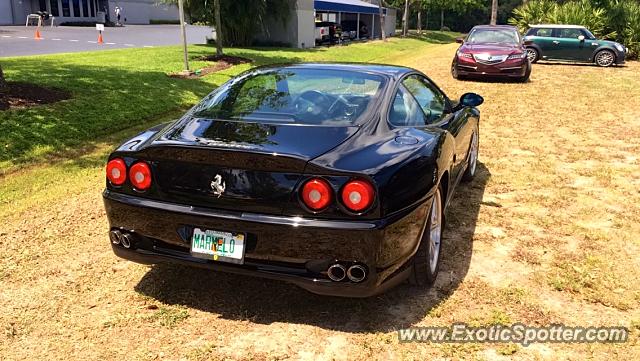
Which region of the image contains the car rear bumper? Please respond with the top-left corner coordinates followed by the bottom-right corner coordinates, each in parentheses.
top-left (103, 190), bottom-right (432, 297)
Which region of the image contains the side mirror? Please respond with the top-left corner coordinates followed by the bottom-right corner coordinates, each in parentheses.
top-left (578, 35), bottom-right (585, 41)
top-left (455, 37), bottom-right (464, 44)
top-left (523, 39), bottom-right (533, 46)
top-left (460, 93), bottom-right (484, 107)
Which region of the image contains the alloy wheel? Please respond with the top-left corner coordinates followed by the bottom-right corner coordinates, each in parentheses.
top-left (595, 50), bottom-right (615, 67)
top-left (468, 131), bottom-right (478, 176)
top-left (428, 189), bottom-right (442, 274)
top-left (526, 48), bottom-right (538, 63)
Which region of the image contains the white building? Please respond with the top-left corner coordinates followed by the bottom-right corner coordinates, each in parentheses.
top-left (0, 0), bottom-right (178, 25)
top-left (259, 0), bottom-right (397, 48)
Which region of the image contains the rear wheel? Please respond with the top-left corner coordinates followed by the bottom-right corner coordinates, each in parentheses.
top-left (462, 128), bottom-right (479, 182)
top-left (526, 47), bottom-right (539, 63)
top-left (410, 187), bottom-right (443, 287)
top-left (595, 50), bottom-right (615, 67)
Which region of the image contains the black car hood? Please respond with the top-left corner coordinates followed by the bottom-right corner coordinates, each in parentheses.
top-left (155, 117), bottom-right (360, 161)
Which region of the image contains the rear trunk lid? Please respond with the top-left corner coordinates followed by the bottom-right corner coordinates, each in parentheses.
top-left (136, 117), bottom-right (358, 215)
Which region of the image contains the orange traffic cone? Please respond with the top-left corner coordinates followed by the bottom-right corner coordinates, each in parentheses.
top-left (34, 28), bottom-right (43, 40)
top-left (97, 32), bottom-right (103, 44)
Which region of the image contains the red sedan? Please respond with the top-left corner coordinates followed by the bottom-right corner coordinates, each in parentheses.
top-left (452, 25), bottom-right (532, 82)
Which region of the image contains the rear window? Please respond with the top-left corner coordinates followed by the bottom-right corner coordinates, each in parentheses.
top-left (191, 68), bottom-right (386, 126)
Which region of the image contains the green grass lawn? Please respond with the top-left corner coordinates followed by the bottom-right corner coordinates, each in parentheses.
top-left (0, 33), bottom-right (459, 174)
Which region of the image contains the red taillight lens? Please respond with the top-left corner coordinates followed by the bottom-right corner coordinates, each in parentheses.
top-left (341, 180), bottom-right (375, 212)
top-left (129, 162), bottom-right (152, 191)
top-left (301, 178), bottom-right (333, 211)
top-left (106, 158), bottom-right (127, 186)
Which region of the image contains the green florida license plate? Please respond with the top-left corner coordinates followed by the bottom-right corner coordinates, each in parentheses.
top-left (190, 228), bottom-right (245, 264)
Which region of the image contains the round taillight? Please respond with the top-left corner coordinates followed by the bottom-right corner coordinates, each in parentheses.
top-left (301, 178), bottom-right (333, 211)
top-left (106, 158), bottom-right (127, 186)
top-left (129, 162), bottom-right (152, 191)
top-left (341, 180), bottom-right (375, 212)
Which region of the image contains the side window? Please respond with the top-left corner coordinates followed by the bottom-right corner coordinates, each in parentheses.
top-left (559, 28), bottom-right (583, 39)
top-left (388, 86), bottom-right (427, 127)
top-left (534, 28), bottom-right (553, 37)
top-left (402, 75), bottom-right (447, 123)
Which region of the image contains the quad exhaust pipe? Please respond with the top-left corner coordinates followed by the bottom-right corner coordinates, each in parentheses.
top-left (109, 230), bottom-right (135, 249)
top-left (326, 263), bottom-right (367, 283)
top-left (327, 264), bottom-right (347, 282)
top-left (347, 264), bottom-right (367, 283)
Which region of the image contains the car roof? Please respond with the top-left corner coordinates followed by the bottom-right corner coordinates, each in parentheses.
top-left (252, 63), bottom-right (415, 78)
top-left (529, 24), bottom-right (586, 29)
top-left (471, 25), bottom-right (518, 30)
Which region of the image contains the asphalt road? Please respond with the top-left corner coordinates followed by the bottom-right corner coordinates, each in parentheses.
top-left (0, 25), bottom-right (213, 57)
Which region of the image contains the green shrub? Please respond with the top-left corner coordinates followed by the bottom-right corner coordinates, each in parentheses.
top-left (549, 0), bottom-right (613, 39)
top-left (622, 2), bottom-right (640, 58)
top-left (508, 0), bottom-right (556, 33)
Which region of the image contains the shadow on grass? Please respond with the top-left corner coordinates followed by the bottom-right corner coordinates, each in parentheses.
top-left (190, 44), bottom-right (307, 66)
top-left (135, 163), bottom-right (490, 333)
top-left (0, 61), bottom-right (215, 171)
top-left (406, 30), bottom-right (460, 44)
top-left (535, 61), bottom-right (628, 68)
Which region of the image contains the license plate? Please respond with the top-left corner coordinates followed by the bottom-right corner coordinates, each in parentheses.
top-left (190, 228), bottom-right (245, 264)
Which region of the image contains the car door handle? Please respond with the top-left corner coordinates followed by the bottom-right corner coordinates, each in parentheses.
top-left (553, 41), bottom-right (560, 44)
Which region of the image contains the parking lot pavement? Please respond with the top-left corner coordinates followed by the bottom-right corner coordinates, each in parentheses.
top-left (0, 25), bottom-right (212, 57)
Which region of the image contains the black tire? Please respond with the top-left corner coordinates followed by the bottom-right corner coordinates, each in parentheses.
top-left (451, 60), bottom-right (459, 79)
top-left (410, 187), bottom-right (444, 287)
top-left (462, 126), bottom-right (479, 182)
top-left (519, 63), bottom-right (532, 83)
top-left (526, 47), bottom-right (539, 63)
top-left (594, 49), bottom-right (615, 67)
top-left (451, 60), bottom-right (465, 80)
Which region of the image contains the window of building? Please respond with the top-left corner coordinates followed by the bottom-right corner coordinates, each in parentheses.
top-left (72, 0), bottom-right (80, 16)
top-left (81, 0), bottom-right (89, 17)
top-left (61, 0), bottom-right (70, 17)
top-left (50, 0), bottom-right (59, 16)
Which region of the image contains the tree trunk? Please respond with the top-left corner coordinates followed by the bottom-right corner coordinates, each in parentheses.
top-left (417, 10), bottom-right (421, 34)
top-left (378, 3), bottom-right (386, 41)
top-left (403, 0), bottom-right (409, 36)
top-left (440, 9), bottom-right (444, 30)
top-left (214, 0), bottom-right (223, 56)
top-left (490, 0), bottom-right (498, 25)
top-left (0, 64), bottom-right (7, 94)
top-left (425, 8), bottom-right (429, 31)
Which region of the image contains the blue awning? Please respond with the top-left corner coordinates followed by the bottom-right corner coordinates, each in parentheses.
top-left (315, 0), bottom-right (383, 15)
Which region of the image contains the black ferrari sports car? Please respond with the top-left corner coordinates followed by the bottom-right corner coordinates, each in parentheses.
top-left (103, 63), bottom-right (483, 297)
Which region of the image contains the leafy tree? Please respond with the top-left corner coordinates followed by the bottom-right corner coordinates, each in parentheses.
top-left (161, 0), bottom-right (294, 47)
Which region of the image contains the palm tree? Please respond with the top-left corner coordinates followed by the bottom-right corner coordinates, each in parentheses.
top-left (378, 1), bottom-right (387, 41)
top-left (490, 0), bottom-right (498, 25)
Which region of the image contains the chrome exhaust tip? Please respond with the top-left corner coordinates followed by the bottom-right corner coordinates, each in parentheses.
top-left (347, 264), bottom-right (367, 283)
top-left (110, 230), bottom-right (122, 245)
top-left (327, 264), bottom-right (347, 282)
top-left (121, 233), bottom-right (134, 249)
